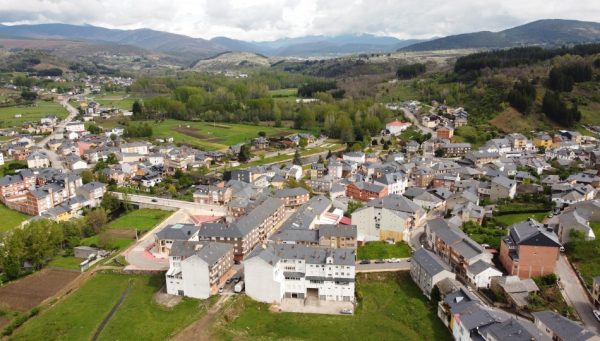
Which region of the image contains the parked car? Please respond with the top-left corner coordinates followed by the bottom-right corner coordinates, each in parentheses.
top-left (225, 278), bottom-right (233, 285)
top-left (151, 199), bottom-right (158, 203)
top-left (387, 258), bottom-right (401, 263)
top-left (234, 281), bottom-right (245, 293)
top-left (593, 309), bottom-right (600, 322)
top-left (359, 260), bottom-right (370, 265)
top-left (218, 287), bottom-right (224, 294)
top-left (340, 308), bottom-right (354, 315)
top-left (560, 246), bottom-right (565, 253)
top-left (374, 259), bottom-right (386, 264)
top-left (233, 276), bottom-right (241, 283)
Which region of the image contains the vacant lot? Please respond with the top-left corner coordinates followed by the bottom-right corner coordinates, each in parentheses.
top-left (151, 119), bottom-right (296, 151)
top-left (0, 204), bottom-right (28, 232)
top-left (357, 241), bottom-right (412, 260)
top-left (0, 101), bottom-right (67, 128)
top-left (567, 222), bottom-right (600, 287)
top-left (108, 209), bottom-right (171, 232)
top-left (210, 272), bottom-right (451, 341)
top-left (492, 212), bottom-right (549, 227)
top-left (0, 269), bottom-right (79, 311)
top-left (12, 273), bottom-right (209, 341)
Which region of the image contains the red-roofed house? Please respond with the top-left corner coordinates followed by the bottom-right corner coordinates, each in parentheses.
top-left (386, 120), bottom-right (412, 135)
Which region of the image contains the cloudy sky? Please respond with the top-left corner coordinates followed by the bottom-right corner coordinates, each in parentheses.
top-left (0, 0), bottom-right (599, 41)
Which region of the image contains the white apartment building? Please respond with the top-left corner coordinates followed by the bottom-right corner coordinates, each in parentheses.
top-left (245, 244), bottom-right (356, 304)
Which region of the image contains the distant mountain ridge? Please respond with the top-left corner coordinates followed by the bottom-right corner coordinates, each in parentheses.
top-left (401, 19), bottom-right (600, 51)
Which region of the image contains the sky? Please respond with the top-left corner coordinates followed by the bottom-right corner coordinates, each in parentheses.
top-left (0, 0), bottom-right (599, 41)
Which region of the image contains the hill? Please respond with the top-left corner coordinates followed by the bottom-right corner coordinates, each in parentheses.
top-left (401, 19), bottom-right (600, 51)
top-left (191, 52), bottom-right (271, 71)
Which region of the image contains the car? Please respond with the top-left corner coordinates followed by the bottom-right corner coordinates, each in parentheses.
top-left (374, 259), bottom-right (386, 264)
top-left (218, 287), bottom-right (224, 294)
top-left (481, 244), bottom-right (491, 249)
top-left (406, 258), bottom-right (411, 262)
top-left (560, 246), bottom-right (565, 253)
top-left (388, 258), bottom-right (401, 263)
top-left (548, 213), bottom-right (554, 218)
top-left (233, 276), bottom-right (241, 283)
top-left (359, 260), bottom-right (371, 265)
top-left (151, 199), bottom-right (158, 203)
top-left (593, 309), bottom-right (600, 322)
top-left (225, 278), bottom-right (233, 285)
top-left (234, 260), bottom-right (241, 265)
top-left (340, 308), bottom-right (354, 315)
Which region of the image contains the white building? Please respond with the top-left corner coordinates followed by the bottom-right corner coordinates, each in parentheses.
top-left (373, 172), bottom-right (407, 195)
top-left (65, 121), bottom-right (85, 133)
top-left (244, 244), bottom-right (355, 304)
top-left (385, 120), bottom-right (412, 135)
top-left (120, 142), bottom-right (149, 155)
top-left (27, 151), bottom-right (50, 168)
top-left (0, 152), bottom-right (4, 166)
top-left (466, 260), bottom-right (502, 289)
top-left (342, 151), bottom-right (365, 164)
top-left (166, 241), bottom-right (234, 299)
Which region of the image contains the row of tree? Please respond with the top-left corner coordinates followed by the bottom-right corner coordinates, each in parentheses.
top-left (548, 62), bottom-right (593, 92)
top-left (396, 63), bottom-right (426, 79)
top-left (507, 79), bottom-right (536, 114)
top-left (542, 91), bottom-right (581, 127)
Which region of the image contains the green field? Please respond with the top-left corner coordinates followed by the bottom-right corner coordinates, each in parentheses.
top-left (108, 209), bottom-right (171, 231)
top-left (47, 255), bottom-right (82, 270)
top-left (269, 88), bottom-right (297, 97)
top-left (93, 93), bottom-right (139, 111)
top-left (211, 272), bottom-right (451, 340)
top-left (12, 273), bottom-right (209, 341)
top-left (0, 101), bottom-right (68, 128)
top-left (493, 212), bottom-right (549, 226)
top-left (567, 222), bottom-right (600, 287)
top-left (150, 119), bottom-right (297, 150)
top-left (0, 204), bottom-right (28, 232)
top-left (81, 235), bottom-right (134, 250)
top-left (357, 241), bottom-right (412, 260)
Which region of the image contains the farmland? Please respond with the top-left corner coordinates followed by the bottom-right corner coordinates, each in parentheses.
top-left (12, 273), bottom-right (210, 341)
top-left (107, 208), bottom-right (171, 232)
top-left (210, 272), bottom-right (451, 341)
top-left (92, 92), bottom-right (140, 111)
top-left (0, 203), bottom-right (28, 232)
top-left (0, 100), bottom-right (67, 128)
top-left (0, 269), bottom-right (79, 311)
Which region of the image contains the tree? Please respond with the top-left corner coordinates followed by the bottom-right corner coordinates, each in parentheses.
top-left (345, 201), bottom-right (364, 217)
top-left (299, 138), bottom-right (308, 148)
top-left (101, 193), bottom-right (121, 213)
top-left (258, 131), bottom-right (267, 137)
top-left (431, 284), bottom-right (441, 306)
top-left (106, 153), bottom-right (118, 164)
top-left (293, 148), bottom-right (302, 166)
top-left (326, 149), bottom-right (333, 159)
top-left (237, 144), bottom-right (252, 163)
top-left (317, 155), bottom-right (324, 164)
top-left (87, 124), bottom-right (102, 134)
top-left (435, 149), bottom-right (444, 157)
top-left (81, 170), bottom-right (94, 184)
top-left (132, 100), bottom-right (143, 117)
top-left (85, 208), bottom-right (109, 235)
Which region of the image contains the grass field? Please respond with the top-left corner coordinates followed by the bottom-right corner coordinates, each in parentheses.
top-left (93, 93), bottom-right (139, 111)
top-left (493, 212), bottom-right (549, 226)
top-left (150, 119), bottom-right (297, 151)
top-left (567, 222), bottom-right (600, 287)
top-left (0, 204), bottom-right (28, 232)
top-left (211, 272), bottom-right (451, 340)
top-left (81, 235), bottom-right (134, 250)
top-left (47, 256), bottom-right (82, 271)
top-left (12, 273), bottom-right (209, 340)
top-left (269, 88), bottom-right (297, 97)
top-left (0, 101), bottom-right (67, 128)
top-left (108, 209), bottom-right (171, 231)
top-left (357, 241), bottom-right (412, 260)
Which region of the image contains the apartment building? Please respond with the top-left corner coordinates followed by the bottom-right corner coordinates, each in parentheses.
top-left (193, 185), bottom-right (232, 205)
top-left (411, 248), bottom-right (456, 298)
top-left (274, 187), bottom-right (310, 208)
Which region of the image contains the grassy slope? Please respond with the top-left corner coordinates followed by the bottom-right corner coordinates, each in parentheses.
top-left (107, 209), bottom-right (171, 231)
top-left (357, 241), bottom-right (412, 260)
top-left (0, 204), bottom-right (28, 232)
top-left (212, 272), bottom-right (451, 341)
top-left (0, 101), bottom-right (67, 127)
top-left (13, 273), bottom-right (207, 341)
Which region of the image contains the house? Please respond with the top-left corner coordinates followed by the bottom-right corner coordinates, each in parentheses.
top-left (345, 182), bottom-right (388, 202)
top-left (352, 194), bottom-right (424, 243)
top-left (441, 143), bottom-right (471, 157)
top-left (193, 185), bottom-right (232, 205)
top-left (479, 317), bottom-right (549, 341)
top-left (410, 248), bottom-right (456, 298)
top-left (273, 187), bottom-right (310, 208)
top-left (499, 219), bottom-right (561, 279)
top-left (507, 133), bottom-right (528, 150)
top-left (533, 132), bottom-right (553, 149)
top-left (385, 120), bottom-right (412, 135)
top-left (65, 154), bottom-right (88, 170)
top-left (155, 224), bottom-right (201, 254)
top-left (244, 244), bottom-right (355, 304)
top-left (286, 165), bottom-right (303, 181)
top-left (466, 260), bottom-right (502, 289)
top-left (373, 172), bottom-right (407, 195)
top-left (75, 182), bottom-right (106, 206)
top-left (65, 121), bottom-right (85, 133)
top-left (556, 210), bottom-right (595, 243)
top-left (120, 142), bottom-right (149, 155)
top-left (40, 115), bottom-right (58, 126)
top-left (342, 151), bottom-right (365, 164)
top-left (532, 311), bottom-right (600, 341)
top-left (165, 241), bottom-right (234, 299)
top-left (490, 176), bottom-right (516, 201)
top-left (270, 224), bottom-right (357, 249)
top-left (436, 126), bottom-right (454, 140)
top-left (27, 151), bottom-right (50, 168)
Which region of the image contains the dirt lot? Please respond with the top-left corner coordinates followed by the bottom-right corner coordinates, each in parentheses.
top-left (106, 229), bottom-right (137, 239)
top-left (0, 269), bottom-right (80, 311)
top-left (173, 127), bottom-right (224, 143)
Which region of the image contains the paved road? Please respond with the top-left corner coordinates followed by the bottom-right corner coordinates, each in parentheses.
top-left (110, 192), bottom-right (228, 215)
top-left (401, 107), bottom-right (433, 135)
top-left (356, 260), bottom-right (410, 272)
top-left (556, 255), bottom-right (600, 334)
top-left (36, 97), bottom-right (80, 170)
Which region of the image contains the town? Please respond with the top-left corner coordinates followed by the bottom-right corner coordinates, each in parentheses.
top-left (1, 9), bottom-right (600, 341)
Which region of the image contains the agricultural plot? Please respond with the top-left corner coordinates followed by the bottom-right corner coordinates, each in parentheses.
top-left (92, 93), bottom-right (140, 111)
top-left (0, 269), bottom-right (79, 311)
top-left (0, 101), bottom-right (67, 128)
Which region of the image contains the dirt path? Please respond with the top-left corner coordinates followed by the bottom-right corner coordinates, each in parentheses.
top-left (172, 295), bottom-right (232, 341)
top-left (91, 280), bottom-right (133, 341)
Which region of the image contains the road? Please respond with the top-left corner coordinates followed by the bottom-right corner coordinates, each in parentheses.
top-left (556, 255), bottom-right (600, 334)
top-left (356, 260), bottom-right (411, 272)
top-left (110, 192), bottom-right (228, 215)
top-left (36, 97), bottom-right (80, 170)
top-left (401, 107), bottom-right (433, 135)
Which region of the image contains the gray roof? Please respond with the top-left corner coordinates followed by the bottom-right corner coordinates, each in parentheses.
top-left (533, 311), bottom-right (598, 341)
top-left (170, 240), bottom-right (232, 265)
top-left (317, 224), bottom-right (357, 239)
top-left (249, 243), bottom-right (355, 266)
top-left (274, 187), bottom-right (309, 198)
top-left (508, 219), bottom-right (561, 247)
top-left (365, 194), bottom-right (422, 215)
top-left (155, 224), bottom-right (200, 241)
top-left (468, 260), bottom-right (499, 276)
top-left (492, 175), bottom-right (516, 189)
top-left (479, 318), bottom-right (549, 341)
top-left (412, 248), bottom-right (451, 276)
top-left (279, 195), bottom-right (331, 231)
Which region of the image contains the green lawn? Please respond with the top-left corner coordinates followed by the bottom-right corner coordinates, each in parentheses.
top-left (357, 241), bottom-right (412, 260)
top-left (12, 273), bottom-right (209, 341)
top-left (150, 119), bottom-right (297, 151)
top-left (211, 272), bottom-right (451, 341)
top-left (269, 88), bottom-right (297, 97)
top-left (0, 101), bottom-right (67, 128)
top-left (0, 204), bottom-right (28, 232)
top-left (47, 255), bottom-right (82, 271)
top-left (493, 212), bottom-right (549, 226)
top-left (108, 209), bottom-right (172, 231)
top-left (566, 222), bottom-right (600, 287)
top-left (81, 235), bottom-right (134, 250)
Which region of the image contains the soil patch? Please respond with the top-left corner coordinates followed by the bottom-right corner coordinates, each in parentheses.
top-left (106, 229), bottom-right (136, 239)
top-left (0, 269), bottom-right (79, 311)
top-left (172, 127), bottom-right (224, 143)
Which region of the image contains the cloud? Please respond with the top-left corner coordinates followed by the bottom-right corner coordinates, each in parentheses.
top-left (0, 0), bottom-right (598, 41)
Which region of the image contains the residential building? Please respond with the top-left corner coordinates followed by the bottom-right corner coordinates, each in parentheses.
top-left (193, 185), bottom-right (232, 205)
top-left (345, 182), bottom-right (388, 202)
top-left (342, 151), bottom-right (365, 164)
top-left (593, 276), bottom-right (600, 308)
top-left (385, 120), bottom-right (411, 135)
top-left (244, 244), bottom-right (356, 304)
top-left (436, 126), bottom-right (454, 140)
top-left (490, 176), bottom-right (516, 201)
top-left (410, 248), bottom-right (456, 298)
top-left (373, 172), bottom-right (407, 195)
top-left (441, 143), bottom-right (471, 157)
top-left (155, 224), bottom-right (201, 254)
top-left (499, 219), bottom-right (561, 279)
top-left (27, 151), bottom-right (50, 168)
top-left (165, 241), bottom-right (234, 299)
top-left (465, 260), bottom-right (502, 289)
top-left (533, 311), bottom-right (600, 341)
top-left (274, 187), bottom-right (310, 208)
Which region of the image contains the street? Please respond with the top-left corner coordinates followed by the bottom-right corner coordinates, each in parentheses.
top-left (556, 255), bottom-right (600, 334)
top-left (401, 107), bottom-right (433, 135)
top-left (356, 260), bottom-right (411, 272)
top-left (109, 192), bottom-right (228, 215)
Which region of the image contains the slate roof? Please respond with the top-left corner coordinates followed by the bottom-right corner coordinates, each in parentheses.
top-left (533, 311), bottom-right (598, 341)
top-left (412, 248), bottom-right (451, 276)
top-left (365, 194), bottom-right (422, 215)
top-left (249, 243), bottom-right (355, 266)
top-left (155, 224), bottom-right (200, 241)
top-left (170, 240), bottom-right (233, 265)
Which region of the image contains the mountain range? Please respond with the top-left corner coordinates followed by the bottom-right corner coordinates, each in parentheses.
top-left (1, 19), bottom-right (600, 63)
